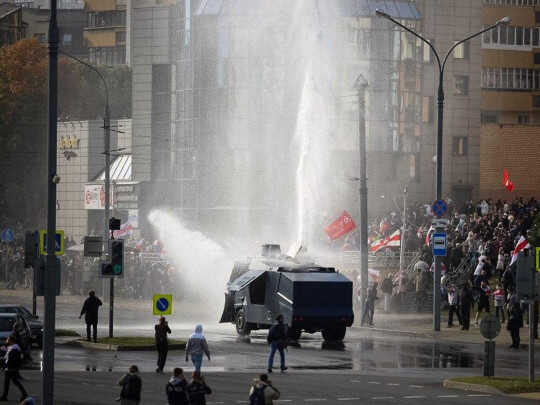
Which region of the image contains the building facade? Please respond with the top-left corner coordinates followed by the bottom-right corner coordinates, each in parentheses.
top-left (129, 0), bottom-right (483, 249)
top-left (84, 0), bottom-right (128, 65)
top-left (0, 3), bottom-right (24, 46)
top-left (56, 119), bottom-right (133, 242)
top-left (480, 0), bottom-right (540, 198)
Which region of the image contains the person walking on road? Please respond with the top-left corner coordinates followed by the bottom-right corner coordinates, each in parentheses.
top-left (493, 284), bottom-right (506, 323)
top-left (249, 373), bottom-right (280, 405)
top-left (166, 367), bottom-right (189, 405)
top-left (155, 316), bottom-right (172, 373)
top-left (118, 365), bottom-right (142, 405)
top-left (186, 324), bottom-right (211, 373)
top-left (507, 302), bottom-right (523, 349)
top-left (267, 314), bottom-right (288, 373)
top-left (0, 335), bottom-right (28, 402)
top-left (459, 283), bottom-right (474, 331)
top-left (186, 372), bottom-right (212, 405)
top-left (79, 290), bottom-right (102, 342)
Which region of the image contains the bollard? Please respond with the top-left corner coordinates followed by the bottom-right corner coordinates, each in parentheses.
top-left (483, 340), bottom-right (495, 377)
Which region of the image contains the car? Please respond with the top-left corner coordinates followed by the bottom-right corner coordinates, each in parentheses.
top-left (0, 305), bottom-right (43, 348)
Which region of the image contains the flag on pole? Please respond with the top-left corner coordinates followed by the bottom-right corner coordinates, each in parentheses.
top-left (324, 211), bottom-right (356, 240)
top-left (370, 229), bottom-right (400, 253)
top-left (503, 169), bottom-right (514, 192)
top-left (510, 235), bottom-right (530, 266)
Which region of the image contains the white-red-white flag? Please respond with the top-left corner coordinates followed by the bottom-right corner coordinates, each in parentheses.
top-left (510, 235), bottom-right (530, 266)
top-left (370, 229), bottom-right (400, 253)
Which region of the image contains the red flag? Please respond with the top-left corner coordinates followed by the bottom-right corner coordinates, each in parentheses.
top-left (324, 211), bottom-right (356, 240)
top-left (503, 169), bottom-right (514, 192)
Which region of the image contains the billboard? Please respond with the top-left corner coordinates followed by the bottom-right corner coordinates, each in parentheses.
top-left (84, 184), bottom-right (113, 210)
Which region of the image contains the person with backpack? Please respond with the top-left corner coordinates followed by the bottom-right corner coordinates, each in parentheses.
top-left (267, 314), bottom-right (288, 373)
top-left (0, 335), bottom-right (28, 402)
top-left (166, 368), bottom-right (189, 405)
top-left (118, 365), bottom-right (142, 405)
top-left (185, 324), bottom-right (211, 373)
top-left (248, 374), bottom-right (280, 405)
top-left (155, 316), bottom-right (172, 373)
top-left (186, 371), bottom-right (211, 405)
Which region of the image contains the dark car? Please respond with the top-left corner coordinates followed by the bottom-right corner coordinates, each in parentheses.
top-left (220, 244), bottom-right (354, 341)
top-left (0, 305), bottom-right (42, 348)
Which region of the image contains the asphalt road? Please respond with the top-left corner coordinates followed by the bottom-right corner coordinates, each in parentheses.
top-left (7, 371), bottom-right (536, 405)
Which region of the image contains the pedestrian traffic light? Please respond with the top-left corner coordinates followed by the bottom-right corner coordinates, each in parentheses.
top-left (110, 239), bottom-right (124, 277)
top-left (101, 240), bottom-right (124, 277)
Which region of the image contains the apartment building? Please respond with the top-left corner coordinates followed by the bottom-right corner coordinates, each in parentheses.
top-left (84, 0), bottom-right (127, 65)
top-left (480, 0), bottom-right (540, 198)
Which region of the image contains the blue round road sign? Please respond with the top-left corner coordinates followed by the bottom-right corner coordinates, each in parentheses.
top-left (156, 298), bottom-right (169, 312)
top-left (432, 200), bottom-right (448, 218)
top-left (1, 228), bottom-right (14, 243)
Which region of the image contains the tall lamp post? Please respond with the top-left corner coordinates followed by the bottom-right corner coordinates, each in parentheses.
top-left (375, 9), bottom-right (509, 331)
top-left (354, 74), bottom-right (368, 322)
top-left (58, 50), bottom-right (114, 337)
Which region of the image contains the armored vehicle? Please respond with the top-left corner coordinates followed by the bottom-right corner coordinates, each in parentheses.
top-left (220, 244), bottom-right (354, 341)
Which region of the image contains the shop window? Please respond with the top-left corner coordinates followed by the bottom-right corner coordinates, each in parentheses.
top-left (534, 53), bottom-right (540, 64)
top-left (533, 95), bottom-right (540, 107)
top-left (518, 113), bottom-right (529, 124)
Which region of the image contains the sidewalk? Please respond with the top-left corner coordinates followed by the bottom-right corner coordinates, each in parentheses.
top-left (356, 311), bottom-right (540, 348)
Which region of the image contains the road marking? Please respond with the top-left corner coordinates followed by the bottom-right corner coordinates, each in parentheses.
top-left (466, 394), bottom-right (492, 397)
top-left (438, 395), bottom-right (459, 398)
top-left (403, 396), bottom-right (426, 399)
top-left (206, 403), bottom-right (224, 404)
top-left (305, 400), bottom-right (327, 402)
top-left (337, 398), bottom-right (360, 401)
top-left (236, 401), bottom-right (249, 404)
top-left (275, 401), bottom-right (293, 403)
top-left (409, 385), bottom-right (424, 388)
top-left (387, 383), bottom-right (400, 386)
top-left (372, 396), bottom-right (395, 400)
top-left (367, 381), bottom-right (381, 384)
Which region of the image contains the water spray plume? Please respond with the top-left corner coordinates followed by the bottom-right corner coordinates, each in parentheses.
top-left (148, 209), bottom-right (233, 320)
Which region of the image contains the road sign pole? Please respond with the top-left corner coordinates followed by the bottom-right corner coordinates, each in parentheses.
top-left (433, 256), bottom-right (441, 331)
top-left (530, 261), bottom-right (535, 383)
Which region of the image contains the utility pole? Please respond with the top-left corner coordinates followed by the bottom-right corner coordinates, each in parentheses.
top-left (104, 104), bottom-right (114, 338)
top-left (355, 74), bottom-right (368, 321)
top-left (44, 0), bottom-right (59, 401)
top-left (399, 186), bottom-right (407, 290)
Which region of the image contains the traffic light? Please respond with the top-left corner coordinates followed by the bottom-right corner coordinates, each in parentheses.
top-left (101, 240), bottom-right (124, 277)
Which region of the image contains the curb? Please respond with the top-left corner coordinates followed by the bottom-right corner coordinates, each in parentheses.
top-left (352, 326), bottom-right (436, 339)
top-left (443, 379), bottom-right (505, 396)
top-left (62, 339), bottom-right (186, 351)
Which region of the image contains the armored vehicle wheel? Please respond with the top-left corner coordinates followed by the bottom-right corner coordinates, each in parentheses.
top-left (288, 327), bottom-right (302, 341)
top-left (322, 325), bottom-right (346, 341)
top-left (235, 309), bottom-right (251, 336)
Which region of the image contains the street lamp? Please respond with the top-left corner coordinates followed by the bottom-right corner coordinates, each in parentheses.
top-left (58, 50), bottom-right (114, 338)
top-left (375, 9), bottom-right (509, 331)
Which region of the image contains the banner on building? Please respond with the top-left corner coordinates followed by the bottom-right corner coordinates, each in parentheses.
top-left (84, 184), bottom-right (113, 210)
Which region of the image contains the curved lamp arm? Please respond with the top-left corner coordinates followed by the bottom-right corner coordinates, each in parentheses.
top-left (58, 48), bottom-right (110, 117)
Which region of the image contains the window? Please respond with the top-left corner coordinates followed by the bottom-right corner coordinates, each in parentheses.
top-left (518, 113), bottom-right (529, 124)
top-left (536, 11), bottom-right (540, 25)
top-left (423, 39), bottom-right (432, 63)
top-left (422, 96), bottom-right (434, 123)
top-left (452, 137), bottom-right (468, 156)
top-left (535, 53), bottom-right (540, 64)
top-left (453, 42), bottom-right (469, 59)
top-left (62, 33), bottom-right (72, 46)
top-left (533, 95), bottom-right (540, 107)
top-left (116, 31), bottom-right (126, 44)
top-left (33, 33), bottom-right (46, 42)
top-left (455, 75), bottom-right (469, 95)
top-left (481, 112), bottom-right (498, 124)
